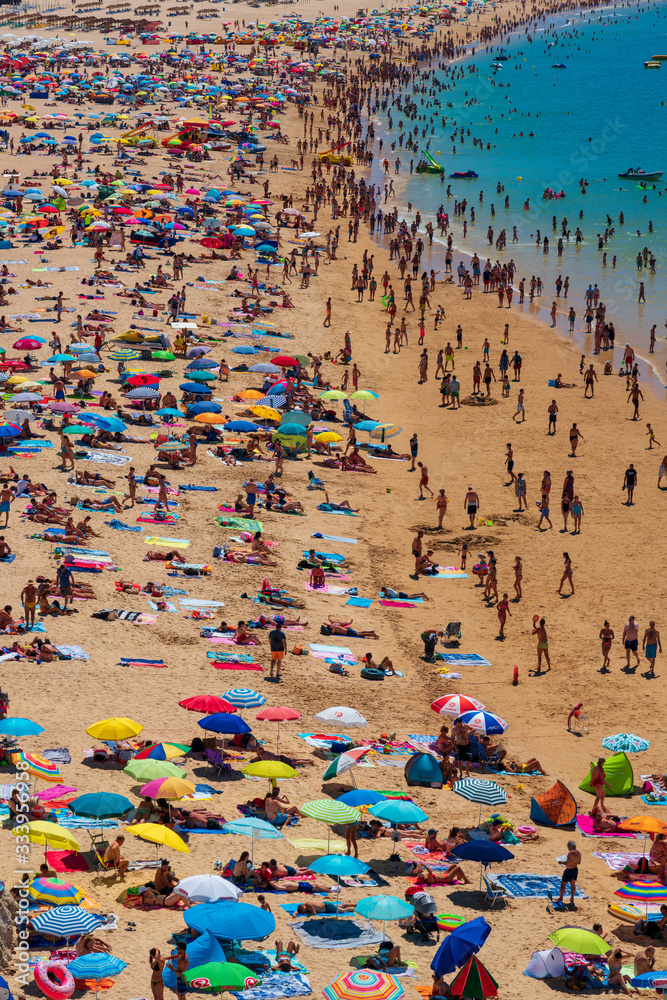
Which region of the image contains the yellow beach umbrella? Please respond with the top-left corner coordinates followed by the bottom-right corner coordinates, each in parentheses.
top-left (85, 717), bottom-right (143, 741)
top-left (242, 760), bottom-right (297, 783)
top-left (127, 823), bottom-right (190, 854)
top-left (249, 405), bottom-right (281, 421)
top-left (315, 431), bottom-right (342, 444)
top-left (12, 821), bottom-right (80, 859)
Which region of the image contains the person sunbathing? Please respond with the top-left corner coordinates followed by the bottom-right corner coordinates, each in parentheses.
top-left (296, 900), bottom-right (355, 915)
top-left (134, 886), bottom-right (182, 908)
top-left (323, 492), bottom-right (360, 512)
top-left (414, 862), bottom-right (471, 886)
top-left (265, 496), bottom-right (304, 514)
top-left (144, 550), bottom-right (186, 563)
top-left (416, 552), bottom-right (439, 576)
top-left (322, 618), bottom-right (379, 639)
top-left (258, 591), bottom-right (305, 610)
top-left (424, 829), bottom-right (447, 852)
top-left (226, 550), bottom-right (277, 567)
top-left (127, 797), bottom-right (154, 826)
top-left (73, 470), bottom-right (116, 488)
top-left (380, 587), bottom-right (430, 601)
top-left (341, 455), bottom-right (376, 473)
top-left (503, 756), bottom-right (548, 775)
top-left (250, 532), bottom-right (276, 555)
top-left (364, 941), bottom-right (406, 971)
top-left (75, 934), bottom-right (112, 956)
top-left (257, 612), bottom-right (306, 628)
top-left (273, 941), bottom-right (302, 972)
top-left (363, 653), bottom-right (397, 675)
top-left (265, 792), bottom-right (301, 824)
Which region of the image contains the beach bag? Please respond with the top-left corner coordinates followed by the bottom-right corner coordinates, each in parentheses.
top-left (291, 645), bottom-right (303, 655)
top-left (320, 625), bottom-right (332, 635)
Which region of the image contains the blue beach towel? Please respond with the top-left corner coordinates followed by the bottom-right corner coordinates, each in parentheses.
top-left (346, 597), bottom-right (373, 608)
top-left (105, 519), bottom-right (142, 532)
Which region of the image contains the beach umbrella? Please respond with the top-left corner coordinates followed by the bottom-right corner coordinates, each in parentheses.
top-left (185, 962), bottom-right (260, 991)
top-left (0, 424), bottom-right (21, 439)
top-left (12, 821), bottom-right (80, 859)
top-left (188, 401), bottom-right (222, 416)
top-left (133, 742), bottom-right (192, 760)
top-left (316, 431), bottom-right (343, 444)
top-left (222, 817), bottom-right (283, 863)
top-left (338, 790), bottom-right (388, 808)
top-left (156, 408), bottom-right (184, 419)
top-left (126, 386), bottom-right (160, 400)
top-left (108, 348), bottom-right (140, 360)
top-left (453, 779), bottom-right (507, 824)
top-left (616, 880), bottom-right (667, 908)
top-left (323, 747), bottom-right (372, 786)
top-left (68, 792), bottom-right (133, 822)
top-left (450, 840), bottom-right (514, 891)
top-left (180, 695), bottom-right (237, 715)
top-left (140, 777), bottom-right (196, 800)
top-left (242, 760), bottom-right (297, 788)
top-left (86, 717), bottom-right (142, 741)
top-left (175, 874), bottom-right (242, 904)
top-left (0, 717), bottom-right (43, 736)
top-left (249, 405), bottom-right (281, 421)
top-left (369, 423), bottom-right (401, 442)
top-left (350, 390), bottom-right (379, 401)
top-left (280, 410), bottom-right (310, 426)
top-left (319, 389), bottom-right (347, 400)
top-left (16, 752), bottom-right (61, 784)
top-left (248, 363), bottom-right (280, 374)
top-left (459, 711), bottom-right (508, 736)
top-left (13, 338), bottom-right (43, 350)
top-left (618, 816), bottom-right (667, 857)
top-left (323, 971), bottom-right (404, 1000)
top-left (198, 713), bottom-right (251, 735)
top-left (222, 688), bottom-right (266, 711)
top-left (31, 905), bottom-right (103, 939)
top-left (602, 733), bottom-right (650, 753)
top-left (300, 800), bottom-right (360, 851)
top-left (369, 800), bottom-right (429, 825)
top-left (27, 878), bottom-right (85, 907)
top-left (431, 695), bottom-right (486, 717)
top-left (124, 759), bottom-right (185, 782)
top-left (271, 355), bottom-right (299, 367)
top-left (126, 823), bottom-right (189, 855)
top-left (277, 422), bottom-right (306, 437)
top-left (354, 895), bottom-right (413, 938)
top-left (224, 420), bottom-right (260, 433)
top-left (67, 954), bottom-right (127, 981)
top-left (547, 927), bottom-right (609, 955)
top-left (185, 900), bottom-right (275, 940)
top-left (315, 707), bottom-right (367, 727)
top-left (61, 425), bottom-right (92, 436)
top-left (431, 917), bottom-right (492, 976)
top-left (254, 706), bottom-right (302, 752)
top-left (631, 971), bottom-right (667, 989)
top-left (449, 956), bottom-right (498, 999)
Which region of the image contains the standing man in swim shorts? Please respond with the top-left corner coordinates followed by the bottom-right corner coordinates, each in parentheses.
top-left (623, 464), bottom-right (637, 505)
top-left (451, 717), bottom-right (472, 779)
top-left (556, 840), bottom-right (581, 907)
top-left (547, 400), bottom-right (558, 436)
top-left (409, 433), bottom-right (418, 472)
top-left (0, 483), bottom-right (12, 528)
top-left (417, 462), bottom-right (433, 500)
top-left (268, 616), bottom-right (287, 682)
top-left (642, 620), bottom-right (662, 677)
top-left (532, 617), bottom-right (551, 672)
top-left (463, 486), bottom-right (479, 529)
top-left (622, 615), bottom-right (640, 670)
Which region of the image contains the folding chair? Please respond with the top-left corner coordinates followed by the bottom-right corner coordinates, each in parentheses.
top-left (205, 748), bottom-right (231, 779)
top-left (442, 622), bottom-right (462, 647)
top-left (483, 875), bottom-right (508, 909)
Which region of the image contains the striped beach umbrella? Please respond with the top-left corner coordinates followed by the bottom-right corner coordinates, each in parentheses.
top-left (431, 695), bottom-right (486, 717)
top-left (323, 747), bottom-right (371, 785)
top-left (301, 800), bottom-right (360, 848)
top-left (31, 905), bottom-right (103, 938)
top-left (28, 878), bottom-right (85, 906)
top-left (67, 954), bottom-right (127, 980)
top-left (108, 347), bottom-right (140, 360)
top-left (602, 733), bottom-right (650, 753)
top-left (615, 880), bottom-right (667, 914)
top-left (134, 742), bottom-right (192, 760)
top-left (222, 688), bottom-right (266, 711)
top-left (459, 711), bottom-right (508, 735)
top-left (454, 778), bottom-right (507, 825)
top-left (17, 752), bottom-right (61, 783)
top-left (449, 955), bottom-right (498, 999)
top-left (323, 970), bottom-right (404, 1000)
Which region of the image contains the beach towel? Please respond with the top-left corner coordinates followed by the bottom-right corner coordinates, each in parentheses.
top-left (230, 974), bottom-right (311, 1000)
top-left (179, 484), bottom-right (218, 492)
top-left (316, 506), bottom-right (359, 516)
top-left (431, 572), bottom-right (469, 579)
top-left (309, 643), bottom-right (353, 655)
top-left (305, 585), bottom-right (348, 595)
top-left (407, 735), bottom-right (442, 757)
top-left (147, 600), bottom-right (178, 613)
top-left (54, 645), bottom-right (89, 661)
top-left (179, 599), bottom-right (226, 608)
top-left (641, 795), bottom-right (667, 806)
top-left (46, 850), bottom-right (91, 873)
top-left (212, 662), bottom-right (263, 671)
top-left (120, 658), bottom-right (167, 668)
top-left (206, 651), bottom-right (256, 663)
top-left (494, 873), bottom-right (589, 899)
top-left (0, 554), bottom-right (16, 563)
top-left (440, 654), bottom-right (492, 667)
top-left (346, 597), bottom-right (373, 608)
top-left (576, 816), bottom-right (641, 838)
top-left (217, 516), bottom-right (264, 532)
top-left (288, 917), bottom-right (383, 950)
top-left (78, 449), bottom-right (132, 466)
top-left (311, 534), bottom-right (357, 544)
top-left (144, 536), bottom-right (190, 548)
top-left (379, 600), bottom-right (420, 608)
top-left (105, 520), bottom-right (142, 532)
top-left (302, 552), bottom-right (346, 564)
top-left (591, 851), bottom-right (646, 871)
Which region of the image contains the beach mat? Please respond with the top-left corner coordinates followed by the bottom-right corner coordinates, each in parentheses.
top-left (46, 850), bottom-right (91, 872)
top-left (576, 816), bottom-right (640, 838)
top-left (495, 873), bottom-right (589, 899)
top-left (311, 534), bottom-right (357, 544)
top-left (211, 662), bottom-right (263, 671)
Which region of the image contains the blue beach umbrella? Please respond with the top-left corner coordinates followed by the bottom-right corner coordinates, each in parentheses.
top-left (69, 792), bottom-right (134, 821)
top-left (221, 688), bottom-right (266, 711)
top-left (431, 917), bottom-right (492, 976)
top-left (198, 714), bottom-right (251, 735)
top-left (459, 711), bottom-right (508, 735)
top-left (0, 717), bottom-right (43, 736)
top-left (631, 971), bottom-right (667, 989)
top-left (31, 905), bottom-right (104, 939)
top-left (222, 816), bottom-right (283, 862)
top-left (338, 790), bottom-right (387, 808)
top-left (189, 402), bottom-right (222, 416)
top-left (602, 733), bottom-right (650, 753)
top-left (185, 900), bottom-right (275, 940)
top-left (355, 894), bottom-right (414, 936)
top-left (231, 345), bottom-right (260, 355)
top-left (369, 800), bottom-right (429, 825)
top-left (155, 408), bottom-right (183, 418)
top-left (67, 954), bottom-right (128, 979)
top-left (179, 382), bottom-right (211, 394)
top-left (450, 839), bottom-right (514, 890)
top-left (309, 855), bottom-right (369, 877)
top-left (224, 420), bottom-right (259, 433)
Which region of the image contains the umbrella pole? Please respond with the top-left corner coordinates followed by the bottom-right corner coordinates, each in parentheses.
top-left (276, 721), bottom-right (280, 755)
top-left (479, 860), bottom-right (483, 892)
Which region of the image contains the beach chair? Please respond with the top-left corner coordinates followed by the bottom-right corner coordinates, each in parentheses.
top-left (483, 875), bottom-right (508, 909)
top-left (442, 622), bottom-right (462, 647)
top-left (205, 748), bottom-right (231, 778)
top-left (86, 829), bottom-right (110, 855)
top-left (342, 399), bottom-right (354, 425)
top-left (569, 707), bottom-right (589, 735)
top-left (91, 845), bottom-right (117, 877)
top-left (307, 470), bottom-right (325, 490)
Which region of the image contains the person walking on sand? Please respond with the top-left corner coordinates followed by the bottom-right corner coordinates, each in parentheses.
top-left (550, 301), bottom-right (557, 327)
top-left (514, 472), bottom-right (527, 510)
top-left (532, 617), bottom-right (550, 672)
top-left (513, 388), bottom-right (525, 422)
top-left (591, 759), bottom-right (611, 813)
top-left (21, 580), bottom-right (37, 627)
top-left (643, 620), bottom-right (662, 677)
top-left (497, 593), bottom-right (511, 638)
top-left (646, 423), bottom-right (660, 450)
top-left (600, 621), bottom-right (614, 669)
top-left (538, 493), bottom-right (553, 531)
top-left (464, 486), bottom-right (479, 528)
top-left (505, 443), bottom-right (516, 484)
top-left (569, 423), bottom-right (584, 457)
top-left (268, 617), bottom-right (287, 682)
top-left (622, 615), bottom-right (640, 670)
top-left (323, 297), bottom-right (331, 327)
top-left (658, 453), bottom-right (667, 488)
top-left (547, 399), bottom-right (558, 435)
top-left (0, 483), bottom-right (12, 528)
top-left (417, 462), bottom-right (433, 499)
top-left (436, 489), bottom-right (448, 528)
top-left (513, 556), bottom-right (523, 600)
top-left (409, 433), bottom-right (418, 472)
top-left (584, 364), bottom-right (598, 397)
top-left (628, 383), bottom-right (644, 420)
top-left (557, 552), bottom-right (574, 595)
top-left (555, 840), bottom-right (581, 907)
top-left (623, 463), bottom-right (637, 505)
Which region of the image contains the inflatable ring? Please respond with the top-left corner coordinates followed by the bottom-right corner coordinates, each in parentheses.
top-left (360, 667), bottom-right (385, 681)
top-left (608, 902), bottom-right (642, 924)
top-left (34, 962), bottom-right (75, 1000)
top-left (518, 825), bottom-right (535, 835)
top-left (437, 913), bottom-right (465, 931)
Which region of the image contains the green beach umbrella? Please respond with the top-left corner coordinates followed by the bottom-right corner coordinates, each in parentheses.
top-left (319, 389), bottom-right (348, 401)
top-left (185, 963), bottom-right (262, 992)
top-left (124, 759), bottom-right (185, 782)
top-left (61, 425), bottom-right (91, 435)
top-left (548, 927), bottom-right (609, 956)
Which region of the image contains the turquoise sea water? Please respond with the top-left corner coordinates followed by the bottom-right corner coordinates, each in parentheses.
top-left (382, 1), bottom-right (667, 377)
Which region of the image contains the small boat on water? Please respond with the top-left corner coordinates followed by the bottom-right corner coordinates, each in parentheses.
top-left (450, 170), bottom-right (478, 179)
top-left (619, 166), bottom-right (663, 180)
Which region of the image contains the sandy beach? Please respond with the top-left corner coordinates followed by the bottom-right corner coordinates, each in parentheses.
top-left (0, 1), bottom-right (666, 998)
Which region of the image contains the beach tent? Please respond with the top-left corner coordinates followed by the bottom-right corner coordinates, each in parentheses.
top-left (580, 752), bottom-right (634, 797)
top-left (163, 930), bottom-right (224, 990)
top-left (530, 780), bottom-right (577, 827)
top-left (523, 948), bottom-right (565, 979)
top-left (404, 752), bottom-right (443, 789)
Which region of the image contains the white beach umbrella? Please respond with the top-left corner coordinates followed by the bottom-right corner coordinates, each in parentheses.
top-left (314, 707), bottom-right (367, 728)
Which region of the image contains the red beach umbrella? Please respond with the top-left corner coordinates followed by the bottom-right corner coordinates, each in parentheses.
top-left (179, 696), bottom-right (237, 714)
top-left (271, 356), bottom-right (299, 367)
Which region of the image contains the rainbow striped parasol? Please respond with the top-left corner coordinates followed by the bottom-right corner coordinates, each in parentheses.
top-left (323, 971), bottom-right (404, 1000)
top-left (615, 880), bottom-right (667, 902)
top-left (17, 752), bottom-right (62, 783)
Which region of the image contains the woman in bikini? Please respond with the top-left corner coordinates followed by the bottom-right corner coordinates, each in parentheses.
top-left (599, 621), bottom-right (614, 669)
top-left (414, 862), bottom-right (471, 886)
top-left (149, 948), bottom-right (166, 1000)
top-left (557, 552), bottom-right (574, 595)
top-left (513, 556), bottom-right (523, 600)
top-left (136, 886), bottom-right (181, 908)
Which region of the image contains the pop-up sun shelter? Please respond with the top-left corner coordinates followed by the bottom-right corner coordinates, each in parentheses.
top-left (580, 752), bottom-right (634, 797)
top-left (404, 752), bottom-right (443, 789)
top-left (530, 780), bottom-right (577, 828)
